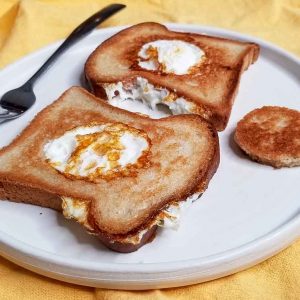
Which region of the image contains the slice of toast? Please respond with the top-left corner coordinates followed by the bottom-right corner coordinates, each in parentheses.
top-left (234, 106), bottom-right (300, 168)
top-left (85, 22), bottom-right (259, 131)
top-left (0, 87), bottom-right (219, 252)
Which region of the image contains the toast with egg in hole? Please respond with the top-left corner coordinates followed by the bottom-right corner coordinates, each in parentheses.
top-left (0, 86), bottom-right (219, 252)
top-left (85, 22), bottom-right (259, 131)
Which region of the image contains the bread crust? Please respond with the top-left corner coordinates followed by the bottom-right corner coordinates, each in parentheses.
top-left (96, 225), bottom-right (158, 253)
top-left (0, 181), bottom-right (159, 252)
top-left (85, 22), bottom-right (259, 131)
top-left (0, 87), bottom-right (219, 251)
top-left (234, 106), bottom-right (300, 168)
top-left (0, 181), bottom-right (61, 210)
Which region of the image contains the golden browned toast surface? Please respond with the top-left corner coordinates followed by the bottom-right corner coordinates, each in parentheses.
top-left (234, 106), bottom-right (300, 168)
top-left (0, 87), bottom-right (219, 239)
top-left (85, 22), bottom-right (259, 131)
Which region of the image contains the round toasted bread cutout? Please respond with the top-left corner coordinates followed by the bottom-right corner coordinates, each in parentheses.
top-left (234, 106), bottom-right (300, 168)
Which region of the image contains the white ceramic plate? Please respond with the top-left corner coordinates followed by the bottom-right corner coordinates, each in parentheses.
top-left (0, 24), bottom-right (299, 290)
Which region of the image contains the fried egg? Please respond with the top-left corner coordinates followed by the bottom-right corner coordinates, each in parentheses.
top-left (44, 123), bottom-right (151, 182)
top-left (61, 192), bottom-right (201, 244)
top-left (138, 40), bottom-right (205, 75)
top-left (104, 77), bottom-right (197, 119)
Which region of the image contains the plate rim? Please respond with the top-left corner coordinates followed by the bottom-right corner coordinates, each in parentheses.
top-left (0, 23), bottom-right (299, 288)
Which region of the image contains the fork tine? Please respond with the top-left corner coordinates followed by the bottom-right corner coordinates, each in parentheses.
top-left (0, 110), bottom-right (9, 116)
top-left (0, 111), bottom-right (19, 119)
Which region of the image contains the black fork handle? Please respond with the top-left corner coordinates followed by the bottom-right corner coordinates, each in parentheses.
top-left (25, 4), bottom-right (125, 87)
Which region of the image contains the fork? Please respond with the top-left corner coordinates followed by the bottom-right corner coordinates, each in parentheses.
top-left (0, 3), bottom-right (125, 124)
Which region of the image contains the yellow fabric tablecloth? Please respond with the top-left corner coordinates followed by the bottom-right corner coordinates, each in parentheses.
top-left (0, 0), bottom-right (299, 299)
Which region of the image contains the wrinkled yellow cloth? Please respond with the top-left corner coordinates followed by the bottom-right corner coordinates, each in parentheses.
top-left (0, 0), bottom-right (299, 299)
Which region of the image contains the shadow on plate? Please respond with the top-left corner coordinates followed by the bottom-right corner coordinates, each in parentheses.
top-left (228, 129), bottom-right (250, 160)
top-left (80, 71), bottom-right (90, 91)
top-left (55, 212), bottom-right (108, 252)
